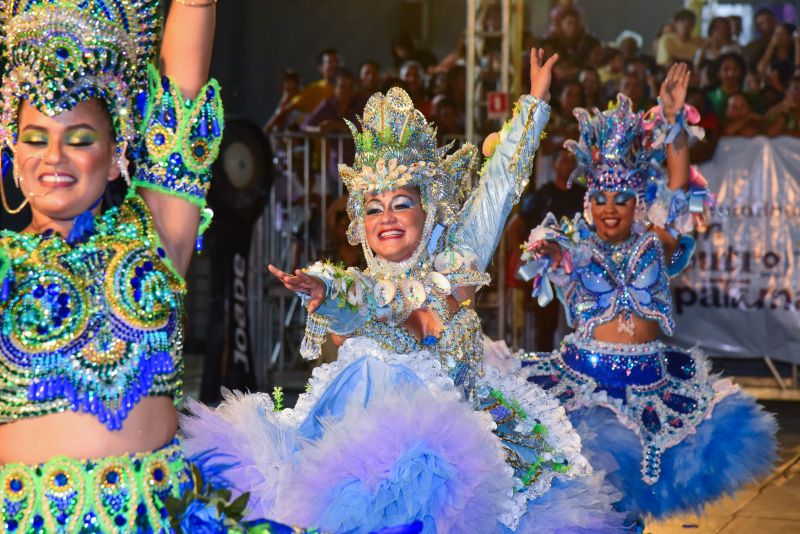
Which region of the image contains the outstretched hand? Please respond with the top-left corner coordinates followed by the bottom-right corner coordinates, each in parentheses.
top-left (659, 62), bottom-right (691, 121)
top-left (529, 48), bottom-right (559, 101)
top-left (531, 240), bottom-right (563, 269)
top-left (268, 264), bottom-right (326, 313)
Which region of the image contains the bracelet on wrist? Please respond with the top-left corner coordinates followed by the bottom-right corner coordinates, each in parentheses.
top-left (174, 0), bottom-right (216, 7)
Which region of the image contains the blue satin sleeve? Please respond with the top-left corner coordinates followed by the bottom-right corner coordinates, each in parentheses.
top-left (450, 95), bottom-right (550, 271)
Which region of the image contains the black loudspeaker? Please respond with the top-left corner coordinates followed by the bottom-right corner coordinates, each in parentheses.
top-left (200, 118), bottom-right (273, 402)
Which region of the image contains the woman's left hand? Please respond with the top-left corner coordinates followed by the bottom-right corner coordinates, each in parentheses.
top-left (659, 62), bottom-right (691, 122)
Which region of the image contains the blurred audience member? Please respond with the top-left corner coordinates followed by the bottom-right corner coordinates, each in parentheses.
top-left (654, 22), bottom-right (676, 57)
top-left (766, 76), bottom-right (800, 136)
top-left (707, 52), bottom-right (760, 119)
top-left (656, 9), bottom-right (702, 66)
top-left (626, 56), bottom-right (659, 101)
top-left (293, 48), bottom-right (340, 113)
top-left (546, 0), bottom-right (584, 38)
top-left (584, 36), bottom-right (605, 68)
top-left (519, 148), bottom-right (584, 351)
top-left (551, 7), bottom-right (595, 79)
top-left (620, 71), bottom-right (652, 111)
top-left (721, 92), bottom-right (763, 137)
top-left (357, 60), bottom-right (382, 102)
top-left (745, 8), bottom-right (777, 70)
top-left (615, 30), bottom-right (643, 62)
top-left (694, 16), bottom-right (742, 69)
top-left (264, 68), bottom-right (301, 132)
top-left (400, 60), bottom-right (433, 118)
top-left (729, 15), bottom-right (743, 44)
top-left (432, 65), bottom-right (466, 115)
top-left (434, 98), bottom-right (464, 146)
top-left (579, 66), bottom-right (604, 108)
top-left (390, 30), bottom-right (436, 75)
top-left (268, 48), bottom-right (341, 131)
top-left (303, 69), bottom-right (359, 134)
top-left (598, 47), bottom-right (625, 91)
top-left (544, 80), bottom-right (582, 154)
top-left (757, 23), bottom-right (798, 93)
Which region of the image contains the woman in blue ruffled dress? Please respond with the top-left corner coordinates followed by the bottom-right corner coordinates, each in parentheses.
top-left (518, 63), bottom-right (778, 526)
top-left (182, 50), bottom-right (628, 533)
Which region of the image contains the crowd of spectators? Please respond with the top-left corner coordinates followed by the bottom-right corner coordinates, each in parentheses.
top-left (262, 2), bottom-right (800, 347)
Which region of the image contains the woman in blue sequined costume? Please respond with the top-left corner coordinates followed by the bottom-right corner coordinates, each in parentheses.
top-left (0, 1), bottom-right (309, 532)
top-left (182, 51), bottom-right (627, 533)
top-left (519, 63), bottom-right (777, 523)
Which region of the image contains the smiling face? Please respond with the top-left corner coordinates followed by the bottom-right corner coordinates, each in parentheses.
top-left (589, 190), bottom-right (636, 243)
top-left (15, 99), bottom-right (119, 227)
top-left (363, 187), bottom-right (426, 262)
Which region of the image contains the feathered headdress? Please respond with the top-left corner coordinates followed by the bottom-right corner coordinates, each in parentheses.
top-left (339, 88), bottom-right (478, 247)
top-left (0, 0), bottom-right (162, 153)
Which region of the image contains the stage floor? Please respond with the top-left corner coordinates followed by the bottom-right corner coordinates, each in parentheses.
top-left (650, 400), bottom-right (800, 534)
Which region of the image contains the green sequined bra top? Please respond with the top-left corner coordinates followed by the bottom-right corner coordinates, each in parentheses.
top-left (0, 194), bottom-right (185, 431)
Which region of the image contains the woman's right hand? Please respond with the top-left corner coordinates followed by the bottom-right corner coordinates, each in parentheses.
top-left (529, 48), bottom-right (559, 101)
top-left (531, 240), bottom-right (563, 269)
top-left (268, 264), bottom-right (326, 313)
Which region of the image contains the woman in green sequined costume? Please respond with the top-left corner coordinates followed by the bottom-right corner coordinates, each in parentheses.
top-left (0, 2), bottom-right (309, 533)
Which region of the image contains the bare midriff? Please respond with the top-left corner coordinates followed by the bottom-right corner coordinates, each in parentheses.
top-left (592, 315), bottom-right (661, 345)
top-left (0, 396), bottom-right (178, 464)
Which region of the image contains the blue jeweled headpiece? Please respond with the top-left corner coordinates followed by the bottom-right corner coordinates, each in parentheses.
top-left (565, 94), bottom-right (666, 198)
top-left (0, 0), bottom-right (161, 153)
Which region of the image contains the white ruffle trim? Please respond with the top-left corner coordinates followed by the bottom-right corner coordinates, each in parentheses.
top-left (479, 364), bottom-right (592, 529)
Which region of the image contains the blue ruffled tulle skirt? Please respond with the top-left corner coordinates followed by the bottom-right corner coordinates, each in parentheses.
top-left (182, 338), bottom-right (628, 532)
top-left (568, 393), bottom-right (777, 519)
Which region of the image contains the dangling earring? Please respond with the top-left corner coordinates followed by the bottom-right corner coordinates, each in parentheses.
top-left (1, 158), bottom-right (29, 214)
top-left (117, 156), bottom-right (130, 186)
top-left (583, 196), bottom-right (594, 226)
top-left (116, 144), bottom-right (131, 187)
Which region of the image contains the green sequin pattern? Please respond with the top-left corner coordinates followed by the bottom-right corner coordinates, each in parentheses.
top-left (0, 194), bottom-right (185, 431)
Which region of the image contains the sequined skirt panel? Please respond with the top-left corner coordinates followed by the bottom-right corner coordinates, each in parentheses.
top-left (0, 439), bottom-right (191, 533)
top-left (522, 334), bottom-right (717, 484)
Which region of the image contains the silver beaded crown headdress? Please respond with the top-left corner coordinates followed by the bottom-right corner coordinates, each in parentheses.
top-left (566, 94), bottom-right (666, 199)
top-left (339, 88), bottom-right (478, 271)
top-left (0, 0), bottom-right (161, 153)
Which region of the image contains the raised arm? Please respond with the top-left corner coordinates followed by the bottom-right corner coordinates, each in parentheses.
top-left (160, 1), bottom-right (216, 99)
top-left (450, 49), bottom-right (557, 272)
top-left (137, 0), bottom-right (219, 277)
top-left (653, 63), bottom-right (691, 260)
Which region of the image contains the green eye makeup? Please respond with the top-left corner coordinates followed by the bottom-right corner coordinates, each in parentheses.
top-left (65, 129), bottom-right (98, 146)
top-left (19, 131), bottom-right (47, 144)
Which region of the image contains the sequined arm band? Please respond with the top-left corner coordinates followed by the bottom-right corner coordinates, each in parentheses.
top-left (297, 261), bottom-right (370, 360)
top-left (452, 95), bottom-right (550, 272)
top-left (132, 65), bottom-right (224, 235)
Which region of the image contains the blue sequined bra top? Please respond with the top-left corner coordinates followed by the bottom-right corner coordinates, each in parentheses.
top-left (560, 232), bottom-right (674, 338)
top-left (0, 195), bottom-right (185, 431)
